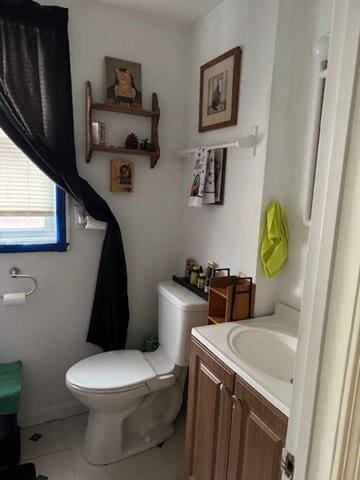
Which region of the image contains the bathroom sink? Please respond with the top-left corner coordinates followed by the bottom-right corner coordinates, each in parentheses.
top-left (228, 327), bottom-right (297, 383)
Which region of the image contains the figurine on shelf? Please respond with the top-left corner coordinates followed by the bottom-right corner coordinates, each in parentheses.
top-left (125, 132), bottom-right (139, 150)
top-left (140, 138), bottom-right (152, 151)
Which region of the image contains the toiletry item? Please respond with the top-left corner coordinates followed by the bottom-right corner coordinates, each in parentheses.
top-left (85, 216), bottom-right (107, 231)
top-left (3, 292), bottom-right (26, 306)
top-left (185, 258), bottom-right (196, 279)
top-left (145, 334), bottom-right (159, 352)
top-left (197, 273), bottom-right (206, 290)
top-left (204, 261), bottom-right (216, 293)
top-left (190, 265), bottom-right (200, 286)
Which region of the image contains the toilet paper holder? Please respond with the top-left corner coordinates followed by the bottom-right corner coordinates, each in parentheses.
top-left (0, 267), bottom-right (38, 299)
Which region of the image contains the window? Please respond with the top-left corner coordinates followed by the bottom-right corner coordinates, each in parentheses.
top-left (0, 129), bottom-right (67, 253)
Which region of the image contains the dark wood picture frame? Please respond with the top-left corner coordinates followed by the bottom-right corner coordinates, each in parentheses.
top-left (199, 47), bottom-right (241, 132)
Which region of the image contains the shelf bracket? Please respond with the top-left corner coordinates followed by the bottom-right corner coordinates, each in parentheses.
top-left (151, 93), bottom-right (160, 168)
top-left (85, 80), bottom-right (93, 163)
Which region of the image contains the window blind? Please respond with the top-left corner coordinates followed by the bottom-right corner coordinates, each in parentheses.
top-left (0, 129), bottom-right (54, 216)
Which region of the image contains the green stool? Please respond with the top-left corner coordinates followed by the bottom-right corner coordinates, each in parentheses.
top-left (0, 361), bottom-right (22, 468)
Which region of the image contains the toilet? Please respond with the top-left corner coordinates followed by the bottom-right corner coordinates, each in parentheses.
top-left (66, 280), bottom-right (207, 465)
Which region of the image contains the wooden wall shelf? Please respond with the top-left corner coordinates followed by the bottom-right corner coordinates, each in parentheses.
top-left (92, 102), bottom-right (157, 118)
top-left (85, 80), bottom-right (160, 168)
top-left (91, 145), bottom-right (153, 157)
top-left (207, 276), bottom-right (255, 325)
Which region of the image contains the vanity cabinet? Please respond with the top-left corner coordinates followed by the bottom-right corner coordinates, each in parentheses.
top-left (185, 338), bottom-right (234, 480)
top-left (185, 339), bottom-right (288, 480)
top-left (227, 376), bottom-right (287, 480)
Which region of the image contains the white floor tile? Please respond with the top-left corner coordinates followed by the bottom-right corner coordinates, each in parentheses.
top-left (173, 459), bottom-right (185, 479)
top-left (136, 447), bottom-right (167, 473)
top-left (69, 446), bottom-right (109, 480)
top-left (64, 413), bottom-right (88, 448)
top-left (21, 419), bottom-right (67, 460)
top-left (19, 413), bottom-right (186, 480)
top-left (106, 456), bottom-right (143, 480)
top-left (143, 465), bottom-right (179, 480)
top-left (33, 450), bottom-right (74, 480)
top-left (162, 443), bottom-right (184, 480)
top-left (162, 431), bottom-right (185, 458)
top-left (162, 424), bottom-right (185, 476)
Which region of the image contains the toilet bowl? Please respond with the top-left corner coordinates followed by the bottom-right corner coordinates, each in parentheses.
top-left (66, 281), bottom-right (207, 465)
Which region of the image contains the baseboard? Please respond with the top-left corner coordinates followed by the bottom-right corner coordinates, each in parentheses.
top-left (18, 400), bottom-right (87, 428)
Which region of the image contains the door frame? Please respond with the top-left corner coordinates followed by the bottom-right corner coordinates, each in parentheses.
top-left (332, 293), bottom-right (360, 479)
top-left (307, 37), bottom-right (360, 479)
top-left (284, 0), bottom-right (360, 477)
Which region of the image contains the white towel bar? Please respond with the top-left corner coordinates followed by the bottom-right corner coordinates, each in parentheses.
top-left (177, 126), bottom-right (259, 158)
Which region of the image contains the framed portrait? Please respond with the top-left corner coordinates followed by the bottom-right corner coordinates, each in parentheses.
top-left (111, 160), bottom-right (134, 192)
top-left (199, 47), bottom-right (241, 132)
top-left (105, 57), bottom-right (142, 108)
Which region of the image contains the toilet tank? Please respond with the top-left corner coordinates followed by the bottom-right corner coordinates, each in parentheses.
top-left (157, 281), bottom-right (208, 366)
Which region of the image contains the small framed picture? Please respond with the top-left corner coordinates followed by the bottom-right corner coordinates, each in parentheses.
top-left (105, 56), bottom-right (142, 108)
top-left (199, 47), bottom-right (241, 132)
top-left (111, 160), bottom-right (134, 192)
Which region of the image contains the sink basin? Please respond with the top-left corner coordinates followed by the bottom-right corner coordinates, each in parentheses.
top-left (228, 327), bottom-right (297, 383)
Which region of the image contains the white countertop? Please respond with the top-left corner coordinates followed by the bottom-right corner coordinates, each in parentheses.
top-left (192, 302), bottom-right (299, 417)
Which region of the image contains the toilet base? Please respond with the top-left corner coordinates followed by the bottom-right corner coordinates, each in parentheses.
top-left (82, 374), bottom-right (185, 465)
top-left (83, 410), bottom-right (129, 465)
top-left (83, 409), bottom-right (176, 466)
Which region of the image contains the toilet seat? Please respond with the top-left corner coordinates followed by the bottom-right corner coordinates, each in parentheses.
top-left (66, 349), bottom-right (176, 395)
top-left (66, 350), bottom-right (156, 393)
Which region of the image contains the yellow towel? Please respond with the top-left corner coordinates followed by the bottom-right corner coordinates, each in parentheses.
top-left (260, 200), bottom-right (288, 278)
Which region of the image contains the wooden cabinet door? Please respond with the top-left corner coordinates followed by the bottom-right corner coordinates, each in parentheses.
top-left (185, 339), bottom-right (234, 480)
top-left (227, 376), bottom-right (288, 480)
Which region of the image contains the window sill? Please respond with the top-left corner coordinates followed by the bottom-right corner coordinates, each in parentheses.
top-left (0, 243), bottom-right (69, 253)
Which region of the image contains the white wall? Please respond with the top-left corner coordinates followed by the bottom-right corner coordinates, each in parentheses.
top-left (0, 0), bottom-right (187, 426)
top-left (177, 0), bottom-right (333, 319)
top-left (177, 0), bottom-right (280, 283)
top-left (255, 0), bottom-right (333, 315)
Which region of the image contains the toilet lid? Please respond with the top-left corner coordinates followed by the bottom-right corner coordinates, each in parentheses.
top-left (66, 350), bottom-right (156, 391)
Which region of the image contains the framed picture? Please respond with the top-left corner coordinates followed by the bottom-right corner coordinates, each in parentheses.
top-left (105, 56), bottom-right (142, 108)
top-left (111, 160), bottom-right (134, 192)
top-left (199, 47), bottom-right (241, 132)
top-left (214, 148), bottom-right (227, 205)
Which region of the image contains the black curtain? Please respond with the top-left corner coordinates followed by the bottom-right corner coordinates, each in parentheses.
top-left (0, 0), bottom-right (129, 350)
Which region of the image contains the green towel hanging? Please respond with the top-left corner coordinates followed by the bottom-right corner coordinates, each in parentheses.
top-left (0, 361), bottom-right (22, 415)
top-left (260, 200), bottom-right (288, 278)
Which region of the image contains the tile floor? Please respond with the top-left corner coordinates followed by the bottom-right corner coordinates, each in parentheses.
top-left (21, 411), bottom-right (186, 480)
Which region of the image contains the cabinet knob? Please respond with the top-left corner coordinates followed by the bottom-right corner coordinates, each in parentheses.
top-left (219, 384), bottom-right (229, 393)
top-left (232, 394), bottom-right (241, 403)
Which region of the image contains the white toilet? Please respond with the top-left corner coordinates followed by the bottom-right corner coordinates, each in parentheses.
top-left (66, 280), bottom-right (207, 465)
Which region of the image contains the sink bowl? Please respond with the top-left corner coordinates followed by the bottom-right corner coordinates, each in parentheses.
top-left (228, 327), bottom-right (297, 383)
